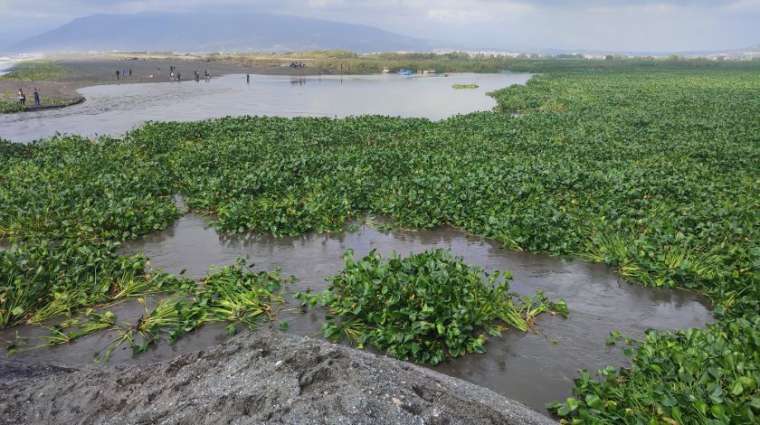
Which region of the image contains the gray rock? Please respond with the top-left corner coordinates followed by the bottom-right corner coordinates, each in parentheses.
top-left (0, 331), bottom-right (555, 425)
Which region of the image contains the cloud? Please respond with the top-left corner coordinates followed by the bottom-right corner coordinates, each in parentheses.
top-left (1, 0), bottom-right (759, 51)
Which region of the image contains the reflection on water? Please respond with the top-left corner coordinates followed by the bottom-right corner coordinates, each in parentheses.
top-left (290, 77), bottom-right (308, 86)
top-left (1, 213), bottom-right (713, 414)
top-left (0, 73), bottom-right (531, 143)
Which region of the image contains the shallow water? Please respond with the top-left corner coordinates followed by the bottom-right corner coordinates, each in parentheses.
top-left (1, 213), bottom-right (712, 414)
top-left (0, 59), bottom-right (13, 76)
top-left (0, 72), bottom-right (530, 143)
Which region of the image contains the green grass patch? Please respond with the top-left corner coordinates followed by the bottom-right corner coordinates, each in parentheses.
top-left (0, 96), bottom-right (82, 114)
top-left (0, 100), bottom-right (23, 113)
top-left (215, 51), bottom-right (760, 75)
top-left (0, 61), bottom-right (68, 81)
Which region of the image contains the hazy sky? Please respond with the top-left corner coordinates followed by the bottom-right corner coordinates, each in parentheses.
top-left (1, 0), bottom-right (759, 51)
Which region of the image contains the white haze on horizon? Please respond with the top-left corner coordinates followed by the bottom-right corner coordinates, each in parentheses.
top-left (0, 0), bottom-right (759, 53)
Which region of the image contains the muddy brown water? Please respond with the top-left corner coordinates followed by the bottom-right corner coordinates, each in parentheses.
top-left (1, 213), bottom-right (712, 415)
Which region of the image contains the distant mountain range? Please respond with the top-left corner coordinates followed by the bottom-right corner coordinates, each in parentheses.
top-left (7, 11), bottom-right (432, 53)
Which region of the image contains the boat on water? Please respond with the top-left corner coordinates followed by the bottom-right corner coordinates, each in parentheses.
top-left (398, 68), bottom-right (415, 76)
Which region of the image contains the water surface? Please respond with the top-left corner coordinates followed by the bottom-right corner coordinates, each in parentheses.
top-left (0, 73), bottom-right (530, 142)
top-left (2, 213), bottom-right (712, 415)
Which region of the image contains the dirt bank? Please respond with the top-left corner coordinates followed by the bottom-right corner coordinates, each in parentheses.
top-left (0, 331), bottom-right (554, 425)
top-left (0, 81), bottom-right (85, 112)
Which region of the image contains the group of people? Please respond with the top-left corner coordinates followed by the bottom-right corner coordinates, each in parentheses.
top-left (193, 69), bottom-right (212, 82)
top-left (167, 66), bottom-right (210, 82)
top-left (117, 66), bottom-right (212, 82)
top-left (115, 68), bottom-right (133, 80)
top-left (17, 88), bottom-right (41, 107)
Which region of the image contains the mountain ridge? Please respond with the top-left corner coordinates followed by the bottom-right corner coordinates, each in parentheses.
top-left (8, 11), bottom-right (432, 53)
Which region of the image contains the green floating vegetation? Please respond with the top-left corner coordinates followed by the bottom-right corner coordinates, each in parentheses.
top-left (8, 259), bottom-right (289, 359)
top-left (38, 309), bottom-right (117, 348)
top-left (101, 259), bottom-right (288, 358)
top-left (299, 249), bottom-right (567, 365)
top-left (452, 83), bottom-right (479, 90)
top-left (0, 241), bottom-right (188, 328)
top-left (551, 317), bottom-right (760, 424)
top-left (1, 61), bottom-right (759, 422)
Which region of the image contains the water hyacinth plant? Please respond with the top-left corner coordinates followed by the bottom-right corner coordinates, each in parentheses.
top-left (452, 83), bottom-right (479, 90)
top-left (0, 240), bottom-right (188, 328)
top-left (299, 249), bottom-right (567, 365)
top-left (550, 317), bottom-right (760, 424)
top-left (98, 259), bottom-right (289, 359)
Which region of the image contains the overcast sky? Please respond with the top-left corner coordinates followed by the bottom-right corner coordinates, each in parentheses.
top-left (1, 0), bottom-right (759, 52)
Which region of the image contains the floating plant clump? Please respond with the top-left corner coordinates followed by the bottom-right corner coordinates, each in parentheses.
top-left (299, 249), bottom-right (567, 365)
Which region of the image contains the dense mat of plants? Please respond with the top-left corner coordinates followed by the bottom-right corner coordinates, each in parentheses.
top-left (0, 137), bottom-right (183, 329)
top-left (1, 61), bottom-right (758, 422)
top-left (298, 249), bottom-right (567, 365)
top-left (550, 317), bottom-right (760, 424)
top-left (0, 241), bottom-right (186, 328)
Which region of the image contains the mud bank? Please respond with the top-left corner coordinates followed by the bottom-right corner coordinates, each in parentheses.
top-left (15, 96), bottom-right (85, 112)
top-left (0, 331), bottom-right (554, 425)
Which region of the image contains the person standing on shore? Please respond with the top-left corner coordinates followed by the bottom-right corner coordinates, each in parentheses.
top-left (17, 88), bottom-right (26, 106)
top-left (128, 68), bottom-right (132, 78)
top-left (246, 74), bottom-right (250, 84)
top-left (33, 88), bottom-right (40, 107)
top-left (116, 70), bottom-right (120, 80)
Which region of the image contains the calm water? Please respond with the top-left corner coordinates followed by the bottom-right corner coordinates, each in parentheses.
top-left (0, 73), bottom-right (530, 143)
top-left (2, 213), bottom-right (712, 415)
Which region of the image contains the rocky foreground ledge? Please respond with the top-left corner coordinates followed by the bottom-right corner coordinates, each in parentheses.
top-left (0, 331), bottom-right (554, 425)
